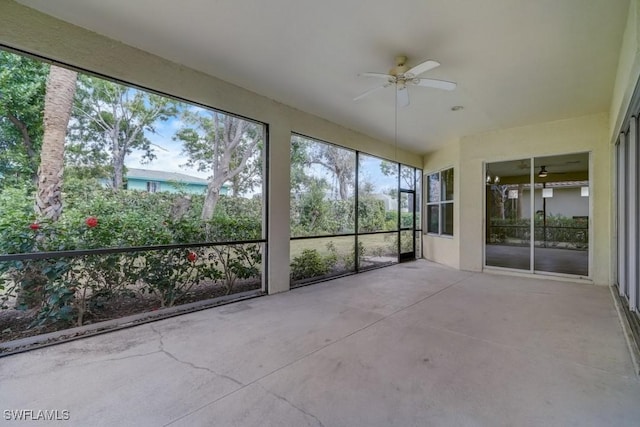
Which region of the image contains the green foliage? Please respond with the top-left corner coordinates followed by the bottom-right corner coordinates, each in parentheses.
top-left (290, 190), bottom-right (355, 237)
top-left (342, 241), bottom-right (365, 271)
top-left (400, 212), bottom-right (414, 229)
top-left (0, 49), bottom-right (267, 329)
top-left (0, 50), bottom-right (49, 183)
top-left (68, 75), bottom-right (180, 189)
top-left (175, 110), bottom-right (263, 217)
top-left (203, 215), bottom-right (262, 294)
top-left (139, 247), bottom-right (223, 308)
top-left (489, 215), bottom-right (588, 248)
top-left (290, 194), bottom-right (395, 237)
top-left (31, 259), bottom-right (76, 327)
top-left (290, 248), bottom-right (338, 281)
top-left (0, 178), bottom-right (264, 325)
top-left (357, 197), bottom-right (387, 232)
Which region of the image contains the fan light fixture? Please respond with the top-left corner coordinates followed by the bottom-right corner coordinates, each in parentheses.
top-left (354, 56), bottom-right (457, 107)
top-left (486, 171), bottom-right (500, 184)
top-left (538, 166), bottom-right (548, 178)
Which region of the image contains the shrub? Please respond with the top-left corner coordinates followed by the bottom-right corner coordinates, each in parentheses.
top-left (138, 247), bottom-right (223, 308)
top-left (342, 241), bottom-right (365, 271)
top-left (0, 179), bottom-right (265, 327)
top-left (290, 248), bottom-right (337, 281)
top-left (357, 197), bottom-right (386, 232)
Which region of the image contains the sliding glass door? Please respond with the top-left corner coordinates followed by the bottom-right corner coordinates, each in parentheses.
top-left (485, 159), bottom-right (531, 270)
top-left (485, 153), bottom-right (590, 277)
top-left (533, 155), bottom-right (589, 275)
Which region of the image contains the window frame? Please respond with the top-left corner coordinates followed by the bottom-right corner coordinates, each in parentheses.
top-left (0, 45), bottom-right (269, 257)
top-left (425, 167), bottom-right (454, 237)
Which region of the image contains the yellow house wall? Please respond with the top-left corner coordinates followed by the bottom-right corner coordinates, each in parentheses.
top-left (422, 1), bottom-right (640, 287)
top-left (458, 113), bottom-right (610, 285)
top-left (609, 0), bottom-right (640, 285)
top-left (423, 114), bottom-right (611, 285)
top-left (422, 140), bottom-right (460, 269)
top-left (610, 0), bottom-right (640, 141)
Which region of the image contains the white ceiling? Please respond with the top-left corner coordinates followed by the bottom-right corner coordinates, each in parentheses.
top-left (17, 0), bottom-right (629, 154)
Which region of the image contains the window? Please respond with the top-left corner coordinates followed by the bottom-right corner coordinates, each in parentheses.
top-left (146, 181), bottom-right (160, 193)
top-left (289, 133), bottom-right (422, 284)
top-left (0, 48), bottom-right (267, 337)
top-left (426, 168), bottom-right (454, 236)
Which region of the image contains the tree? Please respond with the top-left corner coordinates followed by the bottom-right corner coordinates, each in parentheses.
top-left (380, 160), bottom-right (414, 189)
top-left (490, 184), bottom-right (510, 220)
top-left (69, 76), bottom-right (178, 190)
top-left (290, 135), bottom-right (355, 201)
top-left (176, 111), bottom-right (262, 220)
top-left (228, 133), bottom-right (263, 196)
top-left (290, 135), bottom-right (312, 193)
top-left (309, 143), bottom-right (354, 201)
top-left (34, 65), bottom-right (77, 221)
top-left (0, 51), bottom-right (49, 183)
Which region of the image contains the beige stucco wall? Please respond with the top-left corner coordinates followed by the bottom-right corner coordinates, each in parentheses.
top-left (424, 113), bottom-right (611, 284)
top-left (459, 113), bottom-right (610, 284)
top-left (609, 0), bottom-right (640, 285)
top-left (422, 140), bottom-right (460, 269)
top-left (422, 1), bottom-right (640, 287)
top-left (610, 0), bottom-right (640, 141)
top-left (0, 1), bottom-right (422, 294)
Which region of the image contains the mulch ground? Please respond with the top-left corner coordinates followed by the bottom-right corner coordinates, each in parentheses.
top-left (0, 280), bottom-right (261, 345)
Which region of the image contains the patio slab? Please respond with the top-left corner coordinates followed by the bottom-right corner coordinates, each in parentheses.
top-left (0, 260), bottom-right (638, 426)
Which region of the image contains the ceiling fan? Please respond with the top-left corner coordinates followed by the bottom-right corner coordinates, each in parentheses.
top-left (354, 55), bottom-right (457, 107)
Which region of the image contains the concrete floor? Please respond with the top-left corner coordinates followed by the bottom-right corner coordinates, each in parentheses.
top-left (1, 260), bottom-right (638, 426)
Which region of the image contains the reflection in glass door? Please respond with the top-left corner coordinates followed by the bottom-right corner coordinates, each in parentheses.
top-left (485, 153), bottom-right (589, 277)
top-left (533, 154), bottom-right (589, 276)
top-left (485, 159), bottom-right (531, 270)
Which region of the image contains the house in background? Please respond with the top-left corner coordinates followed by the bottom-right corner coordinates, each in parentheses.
top-left (124, 168), bottom-right (221, 195)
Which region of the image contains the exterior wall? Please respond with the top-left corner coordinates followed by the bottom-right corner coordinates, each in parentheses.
top-left (423, 114), bottom-right (609, 283)
top-left (521, 187), bottom-right (589, 219)
top-left (458, 113), bottom-right (610, 284)
top-left (0, 1), bottom-right (422, 294)
top-left (423, 1), bottom-right (638, 287)
top-left (127, 178), bottom-right (209, 195)
top-left (610, 0), bottom-right (640, 141)
top-left (422, 139), bottom-right (460, 269)
top-left (610, 0), bottom-right (640, 286)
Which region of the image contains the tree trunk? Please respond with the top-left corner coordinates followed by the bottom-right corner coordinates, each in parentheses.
top-left (35, 65), bottom-right (77, 221)
top-left (201, 185), bottom-right (220, 220)
top-left (112, 152), bottom-right (124, 190)
top-left (339, 175), bottom-right (348, 200)
top-left (7, 113), bottom-right (37, 179)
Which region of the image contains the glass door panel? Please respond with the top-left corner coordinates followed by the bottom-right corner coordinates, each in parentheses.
top-left (533, 154), bottom-right (589, 276)
top-left (485, 159), bottom-right (531, 270)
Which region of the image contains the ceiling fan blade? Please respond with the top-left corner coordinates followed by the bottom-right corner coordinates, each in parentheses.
top-left (396, 86), bottom-right (409, 108)
top-left (359, 72), bottom-right (394, 80)
top-left (353, 83), bottom-right (392, 101)
top-left (405, 60), bottom-right (440, 78)
top-left (412, 78), bottom-right (457, 91)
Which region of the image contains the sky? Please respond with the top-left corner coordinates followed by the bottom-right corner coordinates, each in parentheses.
top-left (125, 115), bottom-right (407, 192)
top-left (126, 121), bottom-right (208, 179)
top-left (118, 88), bottom-right (412, 192)
top-left (125, 107), bottom-right (211, 180)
